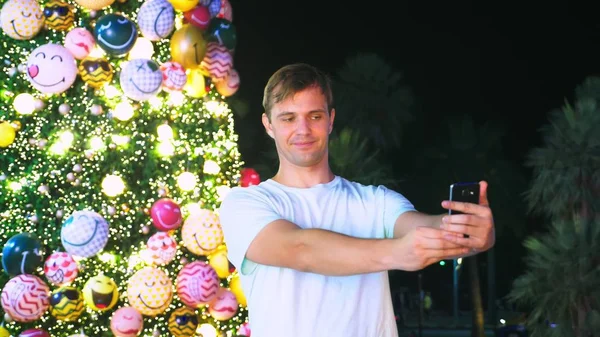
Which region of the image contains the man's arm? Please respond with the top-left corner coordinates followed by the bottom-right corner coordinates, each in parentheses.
top-left (245, 218), bottom-right (470, 276)
top-left (393, 181), bottom-right (496, 256)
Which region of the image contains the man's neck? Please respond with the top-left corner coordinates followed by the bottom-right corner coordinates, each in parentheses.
top-left (271, 167), bottom-right (335, 188)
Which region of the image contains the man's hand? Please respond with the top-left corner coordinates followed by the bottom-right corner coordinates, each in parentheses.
top-left (440, 180), bottom-right (495, 252)
top-left (395, 226), bottom-right (471, 271)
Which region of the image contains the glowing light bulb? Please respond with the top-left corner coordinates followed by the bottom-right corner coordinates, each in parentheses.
top-left (203, 160), bottom-right (220, 175)
top-left (102, 174), bottom-right (126, 197)
top-left (157, 124), bottom-right (174, 141)
top-left (196, 324), bottom-right (217, 337)
top-left (13, 93), bottom-right (36, 115)
top-left (177, 172), bottom-right (196, 191)
top-left (157, 141), bottom-right (175, 157)
top-left (127, 37), bottom-right (154, 59)
top-left (89, 136), bottom-right (105, 151)
top-left (113, 101), bottom-right (134, 121)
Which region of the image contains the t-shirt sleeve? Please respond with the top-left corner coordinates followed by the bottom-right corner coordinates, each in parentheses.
top-left (218, 187), bottom-right (282, 274)
top-left (381, 186), bottom-right (417, 238)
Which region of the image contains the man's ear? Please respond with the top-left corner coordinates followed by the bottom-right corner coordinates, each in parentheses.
top-left (262, 113), bottom-right (274, 139)
top-left (328, 108), bottom-right (336, 134)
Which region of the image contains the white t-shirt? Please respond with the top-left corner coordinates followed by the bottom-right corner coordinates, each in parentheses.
top-left (218, 176), bottom-right (416, 337)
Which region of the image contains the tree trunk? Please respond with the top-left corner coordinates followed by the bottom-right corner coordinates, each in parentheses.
top-left (468, 256), bottom-right (485, 337)
top-left (487, 248), bottom-right (496, 327)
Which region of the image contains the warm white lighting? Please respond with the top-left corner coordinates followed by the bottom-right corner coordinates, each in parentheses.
top-left (215, 185), bottom-right (231, 201)
top-left (113, 101), bottom-right (134, 121)
top-left (102, 174), bottom-right (126, 197)
top-left (177, 172), bottom-right (196, 191)
top-left (203, 160), bottom-right (220, 175)
top-left (157, 141), bottom-right (175, 157)
top-left (89, 136), bottom-right (105, 151)
top-left (127, 37), bottom-right (154, 59)
top-left (13, 93), bottom-right (36, 115)
top-left (157, 124), bottom-right (174, 141)
top-left (183, 202), bottom-right (202, 215)
top-left (104, 85), bottom-right (120, 99)
top-left (168, 91), bottom-right (185, 106)
top-left (111, 135), bottom-right (130, 146)
top-left (196, 324), bottom-right (217, 337)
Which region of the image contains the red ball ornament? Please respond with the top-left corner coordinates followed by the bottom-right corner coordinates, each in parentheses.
top-left (183, 5), bottom-right (211, 30)
top-left (150, 198), bottom-right (183, 231)
top-left (240, 168), bottom-right (260, 187)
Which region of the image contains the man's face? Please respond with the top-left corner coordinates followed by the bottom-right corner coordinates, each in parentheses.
top-left (262, 86), bottom-right (335, 169)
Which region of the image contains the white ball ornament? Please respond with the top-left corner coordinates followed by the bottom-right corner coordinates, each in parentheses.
top-left (60, 210), bottom-right (109, 258)
top-left (26, 43), bottom-right (77, 94)
top-left (34, 98), bottom-right (45, 110)
top-left (59, 103), bottom-right (71, 115)
top-left (90, 104), bottom-right (103, 115)
top-left (137, 0), bottom-right (175, 41)
top-left (120, 59), bottom-right (163, 101)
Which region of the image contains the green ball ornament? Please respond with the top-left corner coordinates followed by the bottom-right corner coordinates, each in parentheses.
top-left (2, 232), bottom-right (44, 276)
top-left (207, 18), bottom-right (236, 51)
top-left (94, 13), bottom-right (138, 56)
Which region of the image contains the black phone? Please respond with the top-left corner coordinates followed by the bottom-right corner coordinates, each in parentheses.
top-left (448, 182), bottom-right (480, 215)
top-left (449, 182), bottom-right (480, 238)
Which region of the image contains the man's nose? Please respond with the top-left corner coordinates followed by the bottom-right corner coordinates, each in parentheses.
top-left (295, 117), bottom-right (310, 133)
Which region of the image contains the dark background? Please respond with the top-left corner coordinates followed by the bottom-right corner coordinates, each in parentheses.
top-left (226, 0), bottom-right (600, 311)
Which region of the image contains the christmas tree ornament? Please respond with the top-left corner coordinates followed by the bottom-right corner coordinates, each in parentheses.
top-left (94, 14), bottom-right (137, 56)
top-left (74, 0), bottom-right (115, 10)
top-left (26, 43), bottom-right (77, 94)
top-left (1, 232), bottom-right (44, 276)
top-left (0, 0), bottom-right (44, 40)
top-left (110, 307), bottom-right (143, 337)
top-left (1, 274), bottom-right (49, 322)
top-left (138, 0), bottom-right (175, 41)
top-left (120, 59), bottom-right (163, 101)
top-left (64, 28), bottom-right (96, 60)
top-left (43, 0), bottom-right (74, 31)
top-left (82, 274), bottom-right (118, 311)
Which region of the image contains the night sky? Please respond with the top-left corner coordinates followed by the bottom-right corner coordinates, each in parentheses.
top-left (231, 1), bottom-right (600, 164)
top-left (225, 0), bottom-right (600, 306)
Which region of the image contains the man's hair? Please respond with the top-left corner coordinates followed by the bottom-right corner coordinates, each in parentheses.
top-left (262, 63), bottom-right (334, 120)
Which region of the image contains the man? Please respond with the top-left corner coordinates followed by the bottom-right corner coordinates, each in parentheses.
top-left (219, 63), bottom-right (495, 337)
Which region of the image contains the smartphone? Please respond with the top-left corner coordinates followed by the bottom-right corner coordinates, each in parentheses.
top-left (449, 182), bottom-right (480, 238)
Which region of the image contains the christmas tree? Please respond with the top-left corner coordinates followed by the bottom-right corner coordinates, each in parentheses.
top-left (0, 0), bottom-right (253, 336)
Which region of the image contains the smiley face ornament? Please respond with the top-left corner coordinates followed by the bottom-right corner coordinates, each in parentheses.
top-left (94, 13), bottom-right (138, 56)
top-left (78, 57), bottom-right (113, 89)
top-left (74, 0), bottom-right (115, 11)
top-left (83, 274), bottom-right (119, 311)
top-left (43, 0), bottom-right (74, 31)
top-left (0, 0), bottom-right (44, 40)
top-left (120, 58), bottom-right (163, 101)
top-left (127, 266), bottom-right (173, 316)
top-left (110, 307), bottom-right (144, 337)
top-left (26, 43), bottom-right (77, 94)
top-left (137, 0), bottom-right (175, 41)
top-left (49, 286), bottom-right (85, 321)
top-left (168, 307), bottom-right (198, 337)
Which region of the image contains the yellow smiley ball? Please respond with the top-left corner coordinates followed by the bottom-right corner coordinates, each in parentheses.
top-left (83, 274), bottom-right (119, 311)
top-left (0, 0), bottom-right (44, 40)
top-left (127, 267), bottom-right (173, 316)
top-left (168, 0), bottom-right (199, 12)
top-left (0, 122), bottom-right (16, 148)
top-left (44, 0), bottom-right (75, 31)
top-left (0, 326), bottom-right (10, 337)
top-left (170, 24), bottom-right (207, 70)
top-left (74, 0), bottom-right (115, 10)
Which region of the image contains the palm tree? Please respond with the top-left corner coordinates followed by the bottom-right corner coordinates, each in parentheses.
top-left (507, 76), bottom-right (600, 337)
top-left (408, 115), bottom-right (530, 336)
top-left (331, 52), bottom-right (414, 152)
